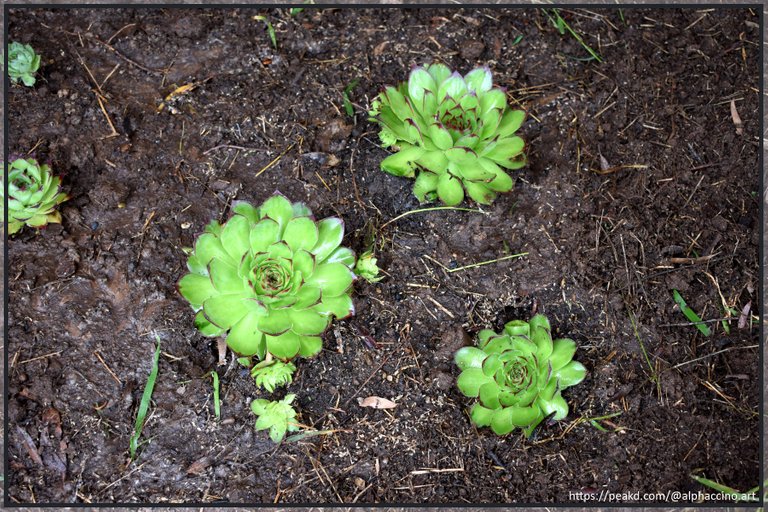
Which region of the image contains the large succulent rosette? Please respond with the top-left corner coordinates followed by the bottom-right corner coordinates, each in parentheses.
top-left (4, 158), bottom-right (68, 235)
top-left (455, 314), bottom-right (586, 437)
top-left (370, 63), bottom-right (527, 206)
top-left (178, 194), bottom-right (356, 361)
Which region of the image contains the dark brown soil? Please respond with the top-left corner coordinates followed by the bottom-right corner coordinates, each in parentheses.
top-left (5, 6), bottom-right (760, 505)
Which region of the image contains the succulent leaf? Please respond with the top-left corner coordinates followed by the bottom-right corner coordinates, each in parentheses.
top-left (178, 194), bottom-right (356, 387)
top-left (455, 314), bottom-right (586, 437)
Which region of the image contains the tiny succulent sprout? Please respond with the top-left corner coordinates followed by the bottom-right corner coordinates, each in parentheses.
top-left (370, 63), bottom-right (527, 206)
top-left (354, 249), bottom-right (383, 283)
top-left (178, 194), bottom-right (356, 385)
top-left (454, 314), bottom-right (586, 437)
top-left (251, 359), bottom-right (296, 393)
top-left (251, 393), bottom-right (300, 443)
top-left (8, 42), bottom-right (41, 87)
top-left (3, 158), bottom-right (68, 235)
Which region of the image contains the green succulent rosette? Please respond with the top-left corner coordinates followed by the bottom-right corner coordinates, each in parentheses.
top-left (3, 158), bottom-right (68, 235)
top-left (8, 42), bottom-right (41, 87)
top-left (370, 63), bottom-right (527, 206)
top-left (178, 194), bottom-right (356, 362)
top-left (455, 314), bottom-right (586, 437)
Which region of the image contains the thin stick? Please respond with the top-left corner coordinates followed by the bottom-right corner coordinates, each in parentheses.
top-left (94, 351), bottom-right (122, 385)
top-left (203, 144), bottom-right (268, 155)
top-left (106, 23), bottom-right (136, 45)
top-left (95, 94), bottom-right (119, 138)
top-left (671, 345), bottom-right (758, 370)
top-left (89, 36), bottom-right (165, 74)
top-left (425, 296), bottom-right (455, 318)
top-left (19, 350), bottom-right (63, 365)
top-left (73, 49), bottom-right (104, 97)
top-left (255, 141), bottom-right (296, 178)
top-left (99, 63), bottom-right (121, 89)
top-left (380, 206), bottom-right (486, 230)
top-left (446, 252), bottom-right (528, 273)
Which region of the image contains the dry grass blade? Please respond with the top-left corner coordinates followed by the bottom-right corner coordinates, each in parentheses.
top-left (380, 206), bottom-right (485, 230)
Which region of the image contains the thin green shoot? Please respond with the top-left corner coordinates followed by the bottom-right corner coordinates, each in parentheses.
top-left (511, 34), bottom-right (523, 46)
top-left (588, 419), bottom-right (608, 432)
top-left (380, 206), bottom-right (487, 230)
top-left (446, 252), bottom-right (528, 273)
top-left (720, 306), bottom-right (731, 334)
top-left (253, 15), bottom-right (277, 49)
top-left (129, 335), bottom-right (161, 460)
top-left (690, 474), bottom-right (760, 502)
top-left (343, 79), bottom-right (359, 117)
top-left (542, 8), bottom-right (603, 63)
top-left (672, 289), bottom-right (712, 336)
top-left (211, 371), bottom-right (221, 420)
top-left (289, 0), bottom-right (313, 16)
top-left (584, 411), bottom-right (623, 432)
top-left (618, 9), bottom-right (626, 25)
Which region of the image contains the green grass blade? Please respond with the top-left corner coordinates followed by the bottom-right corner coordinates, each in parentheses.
top-left (253, 15), bottom-right (277, 49)
top-left (290, 0), bottom-right (313, 16)
top-left (672, 289), bottom-right (711, 336)
top-left (588, 419), bottom-right (608, 432)
top-left (212, 370), bottom-right (221, 420)
top-left (343, 79), bottom-right (360, 117)
top-left (130, 335), bottom-right (161, 460)
top-left (690, 474), bottom-right (759, 502)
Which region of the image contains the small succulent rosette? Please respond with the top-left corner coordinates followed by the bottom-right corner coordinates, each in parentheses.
top-left (4, 158), bottom-right (68, 235)
top-left (455, 314), bottom-right (586, 437)
top-left (8, 42), bottom-right (41, 87)
top-left (370, 63), bottom-right (527, 206)
top-left (178, 194), bottom-right (356, 381)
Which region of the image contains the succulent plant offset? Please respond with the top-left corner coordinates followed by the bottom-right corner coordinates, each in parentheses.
top-left (3, 158), bottom-right (68, 235)
top-left (178, 194), bottom-right (356, 369)
top-left (8, 42), bottom-right (41, 87)
top-left (251, 393), bottom-right (300, 443)
top-left (354, 249), bottom-right (383, 283)
top-left (370, 63), bottom-right (527, 206)
top-left (251, 359), bottom-right (296, 393)
top-left (455, 314), bottom-right (586, 437)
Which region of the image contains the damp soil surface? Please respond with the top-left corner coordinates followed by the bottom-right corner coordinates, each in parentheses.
top-left (6, 7), bottom-right (761, 505)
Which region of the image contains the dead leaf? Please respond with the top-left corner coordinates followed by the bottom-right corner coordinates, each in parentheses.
top-left (730, 99), bottom-right (743, 135)
top-left (599, 153), bottom-right (610, 171)
top-left (186, 456), bottom-right (212, 475)
top-left (357, 396), bottom-right (397, 409)
top-left (738, 301), bottom-right (751, 329)
top-left (373, 41), bottom-right (390, 56)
